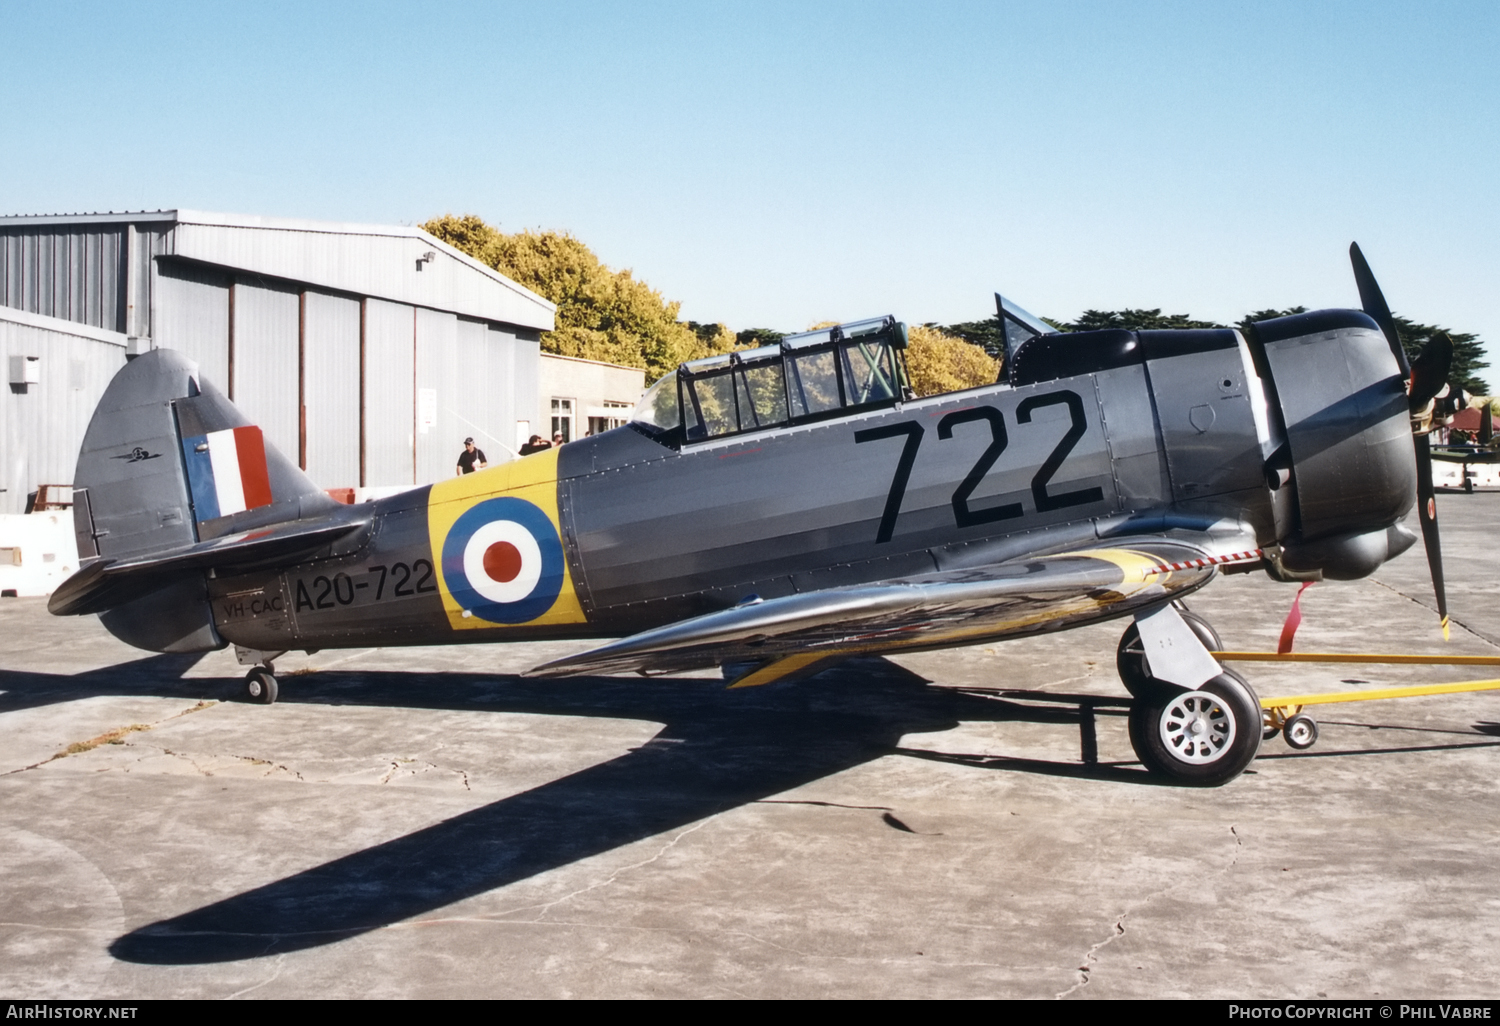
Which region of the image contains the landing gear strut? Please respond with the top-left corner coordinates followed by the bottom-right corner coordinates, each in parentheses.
top-left (1120, 608), bottom-right (1262, 786)
top-left (1117, 608), bottom-right (1222, 701)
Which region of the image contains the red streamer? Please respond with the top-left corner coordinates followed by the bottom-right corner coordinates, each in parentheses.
top-left (1277, 581), bottom-right (1317, 654)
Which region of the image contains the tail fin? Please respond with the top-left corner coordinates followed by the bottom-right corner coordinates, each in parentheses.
top-left (75, 349), bottom-right (333, 563)
top-left (65, 349), bottom-right (337, 651)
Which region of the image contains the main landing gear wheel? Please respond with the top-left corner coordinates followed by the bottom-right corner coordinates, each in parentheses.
top-left (1117, 608), bottom-right (1223, 701)
top-left (244, 666), bottom-right (279, 705)
top-left (1283, 713), bottom-right (1319, 750)
top-left (1128, 668), bottom-right (1262, 786)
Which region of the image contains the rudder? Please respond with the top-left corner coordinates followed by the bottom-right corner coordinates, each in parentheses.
top-left (68, 348), bottom-right (335, 651)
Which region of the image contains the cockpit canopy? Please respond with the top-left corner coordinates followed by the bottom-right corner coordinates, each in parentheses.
top-left (631, 316), bottom-right (912, 445)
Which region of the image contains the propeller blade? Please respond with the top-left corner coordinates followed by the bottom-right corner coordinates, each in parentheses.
top-left (1412, 431), bottom-right (1450, 639)
top-left (1350, 242), bottom-right (1411, 378)
top-left (1408, 331), bottom-right (1453, 413)
top-left (1482, 403), bottom-right (1494, 446)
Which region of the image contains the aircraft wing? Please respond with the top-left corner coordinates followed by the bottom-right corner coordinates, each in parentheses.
top-left (527, 539), bottom-right (1260, 687)
top-left (49, 514), bottom-right (371, 616)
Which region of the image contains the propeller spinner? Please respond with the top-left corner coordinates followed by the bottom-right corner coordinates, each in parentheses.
top-left (1350, 243), bottom-right (1450, 638)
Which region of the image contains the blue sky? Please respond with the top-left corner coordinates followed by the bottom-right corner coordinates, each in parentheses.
top-left (6, 1), bottom-right (1497, 372)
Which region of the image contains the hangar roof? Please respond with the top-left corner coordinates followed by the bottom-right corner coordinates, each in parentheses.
top-left (0, 209), bottom-right (556, 332)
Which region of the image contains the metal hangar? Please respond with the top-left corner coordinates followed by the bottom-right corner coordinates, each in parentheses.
top-left (0, 209), bottom-right (555, 514)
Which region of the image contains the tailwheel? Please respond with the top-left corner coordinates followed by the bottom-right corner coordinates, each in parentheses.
top-left (1117, 608), bottom-right (1222, 700)
top-left (1128, 668), bottom-right (1262, 786)
top-left (244, 666), bottom-right (279, 705)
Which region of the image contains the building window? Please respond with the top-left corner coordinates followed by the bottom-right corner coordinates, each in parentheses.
top-left (587, 400), bottom-right (633, 437)
top-left (551, 398), bottom-right (574, 443)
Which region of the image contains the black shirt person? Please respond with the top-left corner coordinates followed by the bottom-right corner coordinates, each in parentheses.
top-left (456, 437), bottom-right (487, 476)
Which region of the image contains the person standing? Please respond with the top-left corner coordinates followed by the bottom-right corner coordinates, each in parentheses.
top-left (456, 437), bottom-right (487, 476)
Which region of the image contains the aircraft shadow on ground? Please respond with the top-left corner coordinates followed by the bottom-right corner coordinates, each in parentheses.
top-left (0, 652), bottom-right (1140, 965)
top-left (2, 653), bottom-right (1491, 966)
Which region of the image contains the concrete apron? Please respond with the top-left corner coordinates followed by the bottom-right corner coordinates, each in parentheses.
top-left (0, 494), bottom-right (1497, 998)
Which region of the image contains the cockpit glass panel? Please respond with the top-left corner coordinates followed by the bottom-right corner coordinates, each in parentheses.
top-left (839, 316), bottom-right (890, 339)
top-left (997, 294), bottom-right (1054, 337)
top-left (1003, 317), bottom-right (1037, 353)
top-left (672, 316), bottom-right (907, 445)
top-left (838, 337), bottom-right (898, 405)
top-left (683, 368), bottom-right (740, 442)
top-left (736, 361), bottom-right (788, 428)
top-left (786, 348), bottom-right (842, 418)
top-left (782, 327), bottom-right (837, 350)
top-left (631, 371), bottom-right (681, 432)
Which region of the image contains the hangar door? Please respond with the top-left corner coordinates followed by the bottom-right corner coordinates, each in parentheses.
top-left (231, 279), bottom-right (300, 465)
top-left (153, 262), bottom-right (229, 388)
top-left (364, 298), bottom-right (415, 486)
top-left (302, 291), bottom-right (360, 487)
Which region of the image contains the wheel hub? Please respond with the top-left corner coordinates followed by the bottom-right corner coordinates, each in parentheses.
top-left (1159, 691), bottom-right (1236, 764)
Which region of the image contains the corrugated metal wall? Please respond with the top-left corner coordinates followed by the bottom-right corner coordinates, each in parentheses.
top-left (153, 261), bottom-right (230, 388)
top-left (302, 291), bottom-right (361, 487)
top-left (0, 227), bottom-right (125, 332)
top-left (0, 319), bottom-right (127, 514)
top-left (232, 279), bottom-right (300, 463)
top-left (507, 329), bottom-right (541, 451)
top-left (455, 318), bottom-right (504, 459)
top-left (364, 298), bottom-right (415, 485)
top-left (0, 214), bottom-right (557, 499)
top-left (0, 223), bottom-right (169, 338)
top-left (414, 307), bottom-right (458, 483)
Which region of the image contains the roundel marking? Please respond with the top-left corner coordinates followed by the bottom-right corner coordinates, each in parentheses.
top-left (442, 497), bottom-right (564, 624)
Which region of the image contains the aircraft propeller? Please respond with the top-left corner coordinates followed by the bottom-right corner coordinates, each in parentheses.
top-left (1350, 242), bottom-right (1450, 638)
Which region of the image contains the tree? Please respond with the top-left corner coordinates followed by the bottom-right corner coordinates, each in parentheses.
top-left (1058, 309), bottom-right (1226, 332)
top-left (905, 324), bottom-right (1001, 397)
top-left (736, 328), bottom-right (787, 350)
top-left (1237, 306), bottom-right (1307, 330)
top-left (423, 214), bottom-right (721, 381)
top-left (938, 318), bottom-right (1006, 359)
top-left (1395, 316), bottom-right (1490, 395)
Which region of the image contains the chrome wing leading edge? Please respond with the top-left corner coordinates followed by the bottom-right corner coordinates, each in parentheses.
top-left (527, 539), bottom-right (1261, 687)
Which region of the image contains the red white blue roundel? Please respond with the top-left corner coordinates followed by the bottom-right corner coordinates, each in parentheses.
top-left (442, 497), bottom-right (565, 624)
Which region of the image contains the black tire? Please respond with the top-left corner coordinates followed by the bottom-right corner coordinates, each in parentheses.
top-left (1283, 713), bottom-right (1319, 750)
top-left (1117, 608), bottom-right (1223, 700)
top-left (1128, 668), bottom-right (1262, 786)
top-left (245, 668), bottom-right (279, 705)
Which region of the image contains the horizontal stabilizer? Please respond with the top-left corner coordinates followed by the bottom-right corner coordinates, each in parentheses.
top-left (49, 515), bottom-right (370, 616)
top-left (528, 541), bottom-right (1236, 681)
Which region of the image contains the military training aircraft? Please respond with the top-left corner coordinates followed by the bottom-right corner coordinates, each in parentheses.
top-left (48, 244), bottom-right (1455, 787)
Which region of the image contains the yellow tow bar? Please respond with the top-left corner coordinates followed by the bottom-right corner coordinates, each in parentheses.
top-left (1206, 652), bottom-right (1500, 750)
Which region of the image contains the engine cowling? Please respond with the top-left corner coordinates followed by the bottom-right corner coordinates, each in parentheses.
top-left (1247, 309), bottom-right (1417, 580)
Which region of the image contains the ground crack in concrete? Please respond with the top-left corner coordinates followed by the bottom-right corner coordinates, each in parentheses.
top-left (1368, 576), bottom-right (1500, 648)
top-left (3, 700), bottom-right (217, 776)
top-left (480, 815), bottom-right (720, 923)
top-left (1055, 825), bottom-right (1242, 999)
